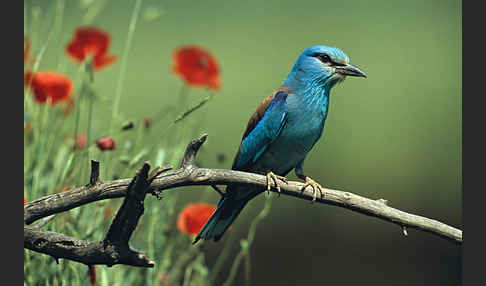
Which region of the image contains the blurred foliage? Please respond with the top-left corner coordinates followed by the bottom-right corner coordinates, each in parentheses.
top-left (24, 0), bottom-right (461, 285)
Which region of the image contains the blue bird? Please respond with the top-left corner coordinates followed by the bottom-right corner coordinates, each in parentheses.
top-left (194, 45), bottom-right (366, 243)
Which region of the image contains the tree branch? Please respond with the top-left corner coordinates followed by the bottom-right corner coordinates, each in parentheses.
top-left (24, 227), bottom-right (153, 267)
top-left (24, 162), bottom-right (170, 267)
top-left (24, 133), bottom-right (462, 268)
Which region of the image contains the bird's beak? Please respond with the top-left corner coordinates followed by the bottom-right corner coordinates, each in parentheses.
top-left (335, 63), bottom-right (367, 78)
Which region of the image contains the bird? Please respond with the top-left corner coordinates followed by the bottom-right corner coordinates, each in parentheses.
top-left (194, 45), bottom-right (366, 243)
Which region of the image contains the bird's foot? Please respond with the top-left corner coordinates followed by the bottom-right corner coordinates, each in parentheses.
top-left (266, 171), bottom-right (288, 196)
top-left (301, 177), bottom-right (325, 203)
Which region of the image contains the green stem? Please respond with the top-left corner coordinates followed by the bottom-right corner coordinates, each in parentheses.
top-left (52, 0), bottom-right (65, 67)
top-left (73, 96), bottom-right (81, 143)
top-left (85, 61), bottom-right (95, 176)
top-left (31, 103), bottom-right (50, 200)
top-left (174, 94), bottom-right (211, 124)
top-left (106, 0), bottom-right (143, 179)
top-left (86, 91), bottom-right (95, 167)
top-left (72, 93), bottom-right (82, 185)
top-left (222, 249), bottom-right (244, 286)
top-left (86, 97), bottom-right (94, 146)
top-left (109, 0), bottom-right (143, 134)
top-left (209, 221), bottom-right (236, 283)
top-left (221, 195), bottom-right (273, 286)
top-left (244, 250), bottom-right (251, 286)
top-left (169, 240), bottom-right (202, 284)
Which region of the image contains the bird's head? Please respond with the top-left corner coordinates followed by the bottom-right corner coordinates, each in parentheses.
top-left (284, 45), bottom-right (366, 90)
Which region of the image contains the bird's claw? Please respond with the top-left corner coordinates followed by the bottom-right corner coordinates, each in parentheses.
top-left (266, 171), bottom-right (288, 196)
top-left (301, 177), bottom-right (325, 203)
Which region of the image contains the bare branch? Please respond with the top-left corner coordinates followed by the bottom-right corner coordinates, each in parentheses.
top-left (105, 162), bottom-right (150, 245)
top-left (88, 160), bottom-right (101, 187)
top-left (24, 227), bottom-right (104, 265)
top-left (24, 133), bottom-right (462, 267)
top-left (31, 214), bottom-right (57, 229)
top-left (180, 133), bottom-right (207, 168)
top-left (24, 163), bottom-right (167, 267)
top-left (24, 227), bottom-right (154, 267)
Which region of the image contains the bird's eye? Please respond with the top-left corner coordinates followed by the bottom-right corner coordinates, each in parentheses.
top-left (318, 54), bottom-right (331, 63)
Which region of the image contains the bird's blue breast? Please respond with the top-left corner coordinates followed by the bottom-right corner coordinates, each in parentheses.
top-left (252, 90), bottom-right (330, 175)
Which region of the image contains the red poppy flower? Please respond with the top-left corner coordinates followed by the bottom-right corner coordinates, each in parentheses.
top-left (24, 71), bottom-right (74, 105)
top-left (172, 46), bottom-right (221, 90)
top-left (24, 197), bottom-right (27, 204)
top-left (66, 27), bottom-right (117, 71)
top-left (96, 136), bottom-right (116, 151)
top-left (177, 203), bottom-right (218, 236)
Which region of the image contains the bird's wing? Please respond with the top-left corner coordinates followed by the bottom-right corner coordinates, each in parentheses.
top-left (231, 86), bottom-right (290, 171)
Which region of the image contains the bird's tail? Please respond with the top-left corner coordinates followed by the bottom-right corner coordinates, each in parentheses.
top-left (194, 186), bottom-right (257, 243)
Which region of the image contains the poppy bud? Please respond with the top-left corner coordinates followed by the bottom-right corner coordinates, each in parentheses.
top-left (121, 121), bottom-right (134, 131)
top-left (96, 136), bottom-right (116, 151)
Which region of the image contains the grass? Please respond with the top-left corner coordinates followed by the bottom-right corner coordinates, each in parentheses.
top-left (23, 1), bottom-right (272, 285)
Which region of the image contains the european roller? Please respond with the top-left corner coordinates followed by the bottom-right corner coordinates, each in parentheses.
top-left (195, 45), bottom-right (366, 243)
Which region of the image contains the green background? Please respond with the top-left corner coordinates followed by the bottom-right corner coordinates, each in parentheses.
top-left (28, 0), bottom-right (461, 285)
